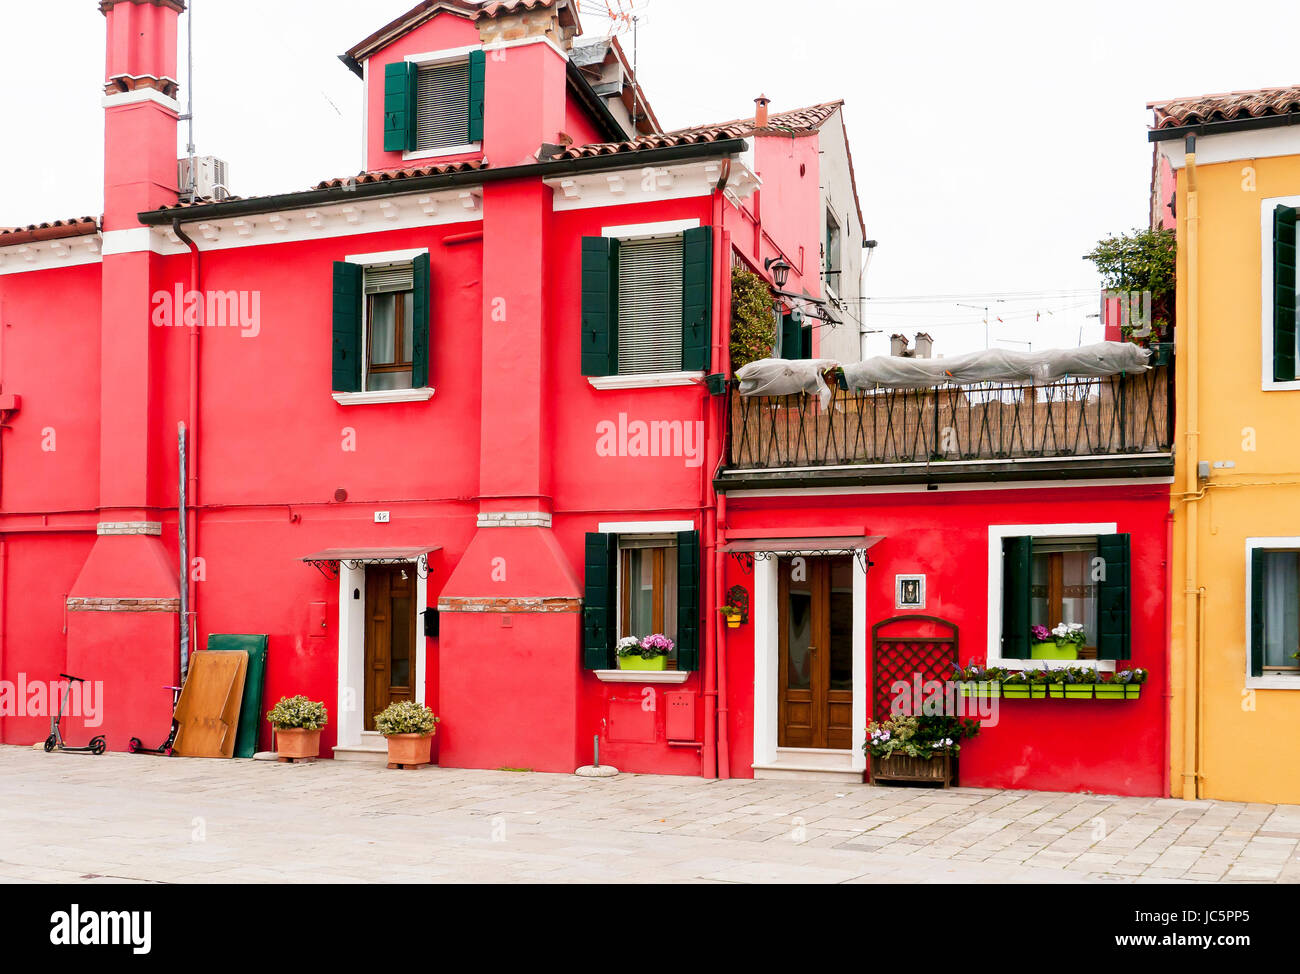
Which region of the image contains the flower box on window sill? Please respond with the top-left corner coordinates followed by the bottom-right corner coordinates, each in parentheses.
top-left (1095, 684), bottom-right (1142, 699)
top-left (617, 655), bottom-right (667, 672)
top-left (867, 752), bottom-right (954, 788)
top-left (1001, 684), bottom-right (1049, 699)
top-left (1030, 640), bottom-right (1078, 661)
top-left (958, 681), bottom-right (1000, 699)
top-left (1048, 685), bottom-right (1096, 699)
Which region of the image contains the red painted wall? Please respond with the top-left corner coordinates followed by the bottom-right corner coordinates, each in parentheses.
top-left (720, 484), bottom-right (1171, 796)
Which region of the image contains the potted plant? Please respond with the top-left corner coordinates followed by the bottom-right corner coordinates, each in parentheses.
top-left (1059, 666), bottom-right (1097, 699)
top-left (718, 604), bottom-right (744, 629)
top-left (862, 713), bottom-right (979, 787)
top-left (952, 662), bottom-right (1002, 699)
top-left (1027, 668), bottom-right (1052, 698)
top-left (616, 634), bottom-right (673, 671)
top-left (1115, 667), bottom-right (1148, 699)
top-left (1001, 670), bottom-right (1031, 698)
top-left (1045, 667), bottom-right (1069, 698)
top-left (266, 695), bottom-right (328, 761)
top-left (374, 700), bottom-right (439, 769)
top-left (1031, 622), bottom-right (1086, 660)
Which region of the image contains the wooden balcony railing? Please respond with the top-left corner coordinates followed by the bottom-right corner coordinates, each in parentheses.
top-left (726, 365), bottom-right (1172, 471)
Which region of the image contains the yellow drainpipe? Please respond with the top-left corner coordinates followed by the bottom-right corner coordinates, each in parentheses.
top-left (1181, 136), bottom-right (1202, 799)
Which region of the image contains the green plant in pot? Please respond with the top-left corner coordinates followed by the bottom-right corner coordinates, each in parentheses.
top-left (1115, 667), bottom-right (1148, 699)
top-left (617, 634), bottom-right (673, 672)
top-left (1001, 669), bottom-right (1031, 699)
top-left (1031, 622), bottom-right (1086, 660)
top-left (1026, 668), bottom-right (1052, 698)
top-left (266, 695), bottom-right (328, 760)
top-left (1062, 666), bottom-right (1097, 699)
top-left (952, 662), bottom-right (1002, 698)
top-left (375, 700), bottom-right (439, 768)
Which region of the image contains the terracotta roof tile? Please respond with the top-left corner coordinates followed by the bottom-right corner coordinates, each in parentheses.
top-left (0, 217), bottom-right (100, 246)
top-left (156, 159), bottom-right (489, 210)
top-left (1149, 84), bottom-right (1300, 130)
top-left (556, 101), bottom-right (843, 159)
top-left (345, 0), bottom-right (579, 63)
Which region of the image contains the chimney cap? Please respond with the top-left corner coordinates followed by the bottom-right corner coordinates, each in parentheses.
top-left (754, 94), bottom-right (771, 106)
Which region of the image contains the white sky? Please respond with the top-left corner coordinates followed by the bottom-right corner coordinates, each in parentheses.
top-left (2, 0), bottom-right (1298, 354)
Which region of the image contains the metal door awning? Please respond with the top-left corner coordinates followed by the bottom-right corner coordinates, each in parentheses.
top-left (720, 535), bottom-right (883, 571)
top-left (301, 546), bottom-right (441, 578)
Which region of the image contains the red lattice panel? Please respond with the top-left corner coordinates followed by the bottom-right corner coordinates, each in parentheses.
top-left (872, 616), bottom-right (959, 721)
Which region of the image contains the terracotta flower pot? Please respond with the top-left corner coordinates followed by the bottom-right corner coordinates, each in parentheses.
top-left (385, 731), bottom-right (434, 767)
top-left (275, 727), bottom-right (321, 760)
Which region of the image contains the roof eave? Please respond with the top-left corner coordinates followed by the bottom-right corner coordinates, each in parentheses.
top-left (137, 139), bottom-right (750, 226)
top-left (1148, 111), bottom-right (1300, 142)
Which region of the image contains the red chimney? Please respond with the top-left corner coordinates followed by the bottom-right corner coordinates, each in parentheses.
top-left (754, 94), bottom-right (770, 128)
top-left (100, 0), bottom-right (185, 230)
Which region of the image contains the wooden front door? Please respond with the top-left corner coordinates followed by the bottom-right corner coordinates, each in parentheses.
top-left (364, 564), bottom-right (417, 731)
top-left (778, 555), bottom-right (854, 749)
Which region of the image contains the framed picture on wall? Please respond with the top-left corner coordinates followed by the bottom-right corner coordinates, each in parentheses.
top-left (896, 574), bottom-right (926, 609)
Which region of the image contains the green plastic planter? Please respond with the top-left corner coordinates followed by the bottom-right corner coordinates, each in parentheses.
top-left (1125, 684), bottom-right (1142, 698)
top-left (1030, 640), bottom-right (1079, 661)
top-left (1029, 685), bottom-right (1048, 698)
top-left (960, 681), bottom-right (1000, 698)
top-left (1094, 684), bottom-right (1127, 699)
top-left (1002, 684), bottom-right (1031, 698)
top-left (1063, 684), bottom-right (1095, 699)
top-left (1048, 685), bottom-right (1065, 698)
top-left (617, 654), bottom-right (667, 671)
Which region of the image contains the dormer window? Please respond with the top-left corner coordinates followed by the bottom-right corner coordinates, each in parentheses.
top-left (383, 50), bottom-right (485, 157)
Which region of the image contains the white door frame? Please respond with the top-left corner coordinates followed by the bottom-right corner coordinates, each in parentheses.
top-left (336, 560), bottom-right (428, 748)
top-left (752, 552), bottom-right (867, 772)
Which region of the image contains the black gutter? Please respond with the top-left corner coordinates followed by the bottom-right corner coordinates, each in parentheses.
top-left (137, 138), bottom-right (749, 226)
top-left (1148, 111), bottom-right (1300, 142)
top-left (714, 454), bottom-right (1176, 493)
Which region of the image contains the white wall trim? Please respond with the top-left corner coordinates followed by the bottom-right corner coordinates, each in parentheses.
top-left (481, 34), bottom-right (570, 61)
top-left (1260, 194), bottom-right (1300, 391)
top-left (546, 159), bottom-right (757, 212)
top-left (1158, 126), bottom-right (1300, 170)
top-left (403, 144), bottom-right (481, 163)
top-left (602, 218), bottom-right (700, 239)
top-left (101, 87), bottom-right (181, 112)
top-left (592, 669), bottom-right (691, 685)
top-left (986, 522), bottom-right (1119, 671)
top-left (336, 559), bottom-right (428, 748)
top-left (101, 228), bottom-right (156, 256)
top-left (1245, 536), bottom-right (1300, 690)
top-left (0, 235), bottom-right (103, 275)
top-left (344, 247), bottom-right (429, 265)
top-left (598, 520), bottom-right (695, 534)
top-left (332, 387), bottom-right (435, 406)
top-left (404, 43), bottom-right (481, 65)
top-left (587, 371), bottom-right (705, 390)
top-left (751, 549), bottom-right (867, 772)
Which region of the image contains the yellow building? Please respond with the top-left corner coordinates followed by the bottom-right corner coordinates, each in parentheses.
top-left (1152, 86), bottom-right (1300, 803)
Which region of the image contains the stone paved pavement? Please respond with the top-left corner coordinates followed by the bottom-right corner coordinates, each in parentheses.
top-left (1, 746), bottom-right (1298, 883)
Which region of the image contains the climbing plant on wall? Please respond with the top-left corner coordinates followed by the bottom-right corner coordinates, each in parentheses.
top-left (731, 265), bottom-right (776, 369)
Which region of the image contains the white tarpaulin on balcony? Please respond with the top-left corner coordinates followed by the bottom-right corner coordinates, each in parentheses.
top-left (734, 358), bottom-right (841, 408)
top-left (839, 341), bottom-right (1152, 391)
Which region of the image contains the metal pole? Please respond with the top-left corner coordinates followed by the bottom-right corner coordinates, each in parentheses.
top-left (178, 422), bottom-right (189, 683)
top-left (593, 734), bottom-right (600, 768)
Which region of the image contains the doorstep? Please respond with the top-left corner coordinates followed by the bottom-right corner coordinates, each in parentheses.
top-left (332, 731), bottom-right (388, 765)
top-left (752, 747), bottom-right (862, 783)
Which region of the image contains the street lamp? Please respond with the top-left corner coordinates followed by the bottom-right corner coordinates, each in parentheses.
top-left (765, 256), bottom-right (791, 290)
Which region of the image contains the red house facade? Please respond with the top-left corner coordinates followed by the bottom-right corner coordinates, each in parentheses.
top-left (0, 0), bottom-right (1174, 796)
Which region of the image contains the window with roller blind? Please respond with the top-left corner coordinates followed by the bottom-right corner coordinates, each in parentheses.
top-left (382, 51), bottom-right (484, 156)
top-left (414, 61), bottom-right (470, 153)
top-left (580, 227), bottom-right (713, 378)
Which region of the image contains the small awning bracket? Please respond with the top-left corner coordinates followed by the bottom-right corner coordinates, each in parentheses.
top-left (719, 536), bottom-right (882, 574)
top-left (299, 546), bottom-right (441, 580)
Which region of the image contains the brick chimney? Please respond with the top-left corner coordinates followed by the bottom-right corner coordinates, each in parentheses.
top-left (913, 332), bottom-right (934, 359)
top-left (754, 94), bottom-right (771, 128)
top-left (101, 0), bottom-right (184, 229)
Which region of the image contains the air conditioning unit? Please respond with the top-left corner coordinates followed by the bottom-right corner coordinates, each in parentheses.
top-left (177, 156), bottom-right (231, 201)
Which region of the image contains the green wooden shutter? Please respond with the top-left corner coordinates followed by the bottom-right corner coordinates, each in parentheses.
top-left (583, 533), bottom-right (617, 669)
top-left (676, 530), bottom-right (701, 672)
top-left (1274, 204), bottom-right (1297, 382)
top-left (332, 261), bottom-right (363, 392)
top-left (1000, 536), bottom-right (1032, 659)
top-left (581, 236), bottom-right (617, 376)
top-left (467, 49), bottom-right (485, 143)
top-left (411, 252), bottom-right (430, 388)
top-left (681, 226), bottom-right (713, 372)
top-left (1096, 533), bottom-right (1132, 660)
top-left (780, 312), bottom-right (809, 360)
top-left (1250, 548), bottom-right (1266, 678)
top-left (383, 61), bottom-right (417, 153)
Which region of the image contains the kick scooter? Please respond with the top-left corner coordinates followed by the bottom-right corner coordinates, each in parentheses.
top-left (43, 673), bottom-right (107, 755)
top-left (127, 683), bottom-right (183, 756)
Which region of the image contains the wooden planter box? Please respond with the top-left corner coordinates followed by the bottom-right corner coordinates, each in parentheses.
top-left (866, 752), bottom-right (954, 788)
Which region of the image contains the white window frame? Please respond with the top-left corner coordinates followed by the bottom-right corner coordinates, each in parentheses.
top-left (587, 219), bottom-right (705, 390)
top-left (332, 248), bottom-right (434, 405)
top-left (401, 45), bottom-right (482, 162)
top-left (987, 522), bottom-right (1118, 671)
top-left (1260, 194), bottom-right (1300, 391)
top-left (1245, 536), bottom-right (1300, 690)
